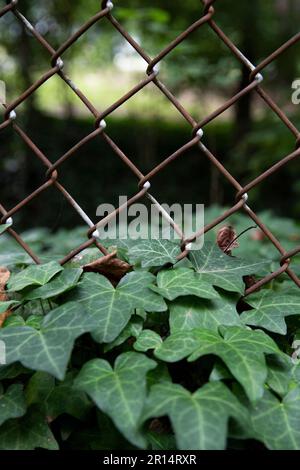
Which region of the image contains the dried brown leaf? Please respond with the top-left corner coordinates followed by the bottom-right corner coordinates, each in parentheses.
top-left (82, 251), bottom-right (132, 285)
top-left (0, 266), bottom-right (12, 327)
top-left (216, 225), bottom-right (239, 255)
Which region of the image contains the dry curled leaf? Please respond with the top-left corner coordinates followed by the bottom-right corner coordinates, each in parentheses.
top-left (217, 225), bottom-right (239, 255)
top-left (0, 267), bottom-right (10, 301)
top-left (0, 266), bottom-right (12, 327)
top-left (82, 251), bottom-right (132, 285)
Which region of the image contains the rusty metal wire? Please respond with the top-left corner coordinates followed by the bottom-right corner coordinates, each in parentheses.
top-left (1, 0), bottom-right (300, 296)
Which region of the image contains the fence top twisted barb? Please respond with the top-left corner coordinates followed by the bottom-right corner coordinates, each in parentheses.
top-left (0, 0), bottom-right (300, 296)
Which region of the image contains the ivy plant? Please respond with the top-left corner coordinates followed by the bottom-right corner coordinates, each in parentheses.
top-left (0, 227), bottom-right (300, 450)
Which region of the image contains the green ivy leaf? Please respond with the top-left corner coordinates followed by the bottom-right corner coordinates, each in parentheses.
top-left (0, 224), bottom-right (11, 235)
top-left (266, 356), bottom-right (293, 397)
top-left (169, 294), bottom-right (241, 333)
top-left (75, 352), bottom-right (157, 447)
top-left (292, 362), bottom-right (300, 385)
top-left (26, 315), bottom-right (43, 329)
top-left (0, 384), bottom-right (26, 426)
top-left (155, 326), bottom-right (281, 401)
top-left (144, 381), bottom-right (248, 450)
top-left (46, 373), bottom-right (92, 420)
top-left (104, 316), bottom-right (144, 352)
top-left (147, 363), bottom-right (171, 387)
top-left (251, 387), bottom-right (300, 449)
top-left (241, 290), bottom-right (300, 334)
top-left (69, 247), bottom-right (104, 267)
top-left (25, 371), bottom-right (55, 407)
top-left (0, 363), bottom-right (29, 380)
top-left (151, 267), bottom-right (219, 300)
top-left (3, 315), bottom-right (25, 328)
top-left (128, 240), bottom-right (181, 268)
top-left (134, 330), bottom-right (162, 352)
top-left (210, 355), bottom-right (294, 398)
top-left (67, 271), bottom-right (167, 343)
top-left (0, 301), bottom-right (99, 379)
top-left (209, 361), bottom-right (232, 382)
top-left (24, 371), bottom-right (91, 420)
top-left (7, 261), bottom-right (63, 292)
top-left (0, 252), bottom-right (32, 267)
top-left (147, 430), bottom-right (176, 451)
top-left (24, 268), bottom-right (82, 301)
top-left (190, 243), bottom-right (269, 293)
top-left (0, 408), bottom-right (58, 450)
top-left (0, 301), bottom-right (20, 314)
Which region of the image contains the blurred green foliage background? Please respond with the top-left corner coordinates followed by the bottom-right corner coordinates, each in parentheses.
top-left (0, 0), bottom-right (300, 230)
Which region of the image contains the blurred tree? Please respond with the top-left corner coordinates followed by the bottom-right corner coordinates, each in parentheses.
top-left (118, 0), bottom-right (299, 134)
top-left (1, 0), bottom-right (299, 124)
top-left (0, 0), bottom-right (299, 223)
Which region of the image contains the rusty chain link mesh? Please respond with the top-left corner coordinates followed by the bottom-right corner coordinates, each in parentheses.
top-left (1, 0), bottom-right (300, 296)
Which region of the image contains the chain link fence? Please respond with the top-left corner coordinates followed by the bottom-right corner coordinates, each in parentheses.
top-left (1, 0), bottom-right (300, 296)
